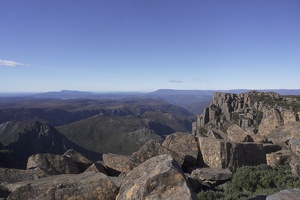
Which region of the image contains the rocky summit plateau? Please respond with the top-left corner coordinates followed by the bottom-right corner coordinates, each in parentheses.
top-left (1, 90), bottom-right (300, 199)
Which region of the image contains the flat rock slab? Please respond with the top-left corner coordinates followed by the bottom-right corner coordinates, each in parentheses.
top-left (191, 167), bottom-right (232, 181)
top-left (7, 172), bottom-right (118, 200)
top-left (117, 154), bottom-right (197, 200)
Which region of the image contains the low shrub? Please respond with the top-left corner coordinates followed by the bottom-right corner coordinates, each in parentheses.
top-left (197, 164), bottom-right (300, 200)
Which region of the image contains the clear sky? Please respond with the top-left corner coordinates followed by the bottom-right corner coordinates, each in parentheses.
top-left (0, 0), bottom-right (299, 92)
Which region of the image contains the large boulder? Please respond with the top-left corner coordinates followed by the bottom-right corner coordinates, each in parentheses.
top-left (102, 153), bottom-right (134, 176)
top-left (131, 141), bottom-right (184, 168)
top-left (27, 153), bottom-right (78, 175)
top-left (289, 138), bottom-right (300, 178)
top-left (116, 154), bottom-right (198, 200)
top-left (7, 172), bottom-right (118, 200)
top-left (162, 132), bottom-right (199, 169)
top-left (63, 149), bottom-right (93, 173)
top-left (197, 137), bottom-right (266, 171)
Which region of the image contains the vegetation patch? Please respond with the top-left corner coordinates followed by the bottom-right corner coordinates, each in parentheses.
top-left (197, 164), bottom-right (300, 200)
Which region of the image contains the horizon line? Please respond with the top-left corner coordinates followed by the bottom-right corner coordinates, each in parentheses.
top-left (1, 88), bottom-right (300, 94)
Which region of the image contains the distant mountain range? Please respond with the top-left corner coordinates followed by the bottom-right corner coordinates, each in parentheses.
top-left (1, 89), bottom-right (300, 114)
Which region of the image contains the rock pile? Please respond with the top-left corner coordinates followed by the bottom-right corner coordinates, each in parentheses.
top-left (0, 129), bottom-right (278, 199)
top-left (0, 141), bottom-right (201, 200)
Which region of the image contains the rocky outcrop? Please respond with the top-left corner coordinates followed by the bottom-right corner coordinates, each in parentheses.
top-left (7, 172), bottom-right (119, 200)
top-left (193, 91), bottom-right (276, 134)
top-left (102, 153), bottom-right (134, 176)
top-left (198, 137), bottom-right (266, 171)
top-left (116, 154), bottom-right (198, 200)
top-left (27, 153), bottom-right (78, 175)
top-left (193, 91), bottom-right (300, 148)
top-left (162, 132), bottom-right (199, 169)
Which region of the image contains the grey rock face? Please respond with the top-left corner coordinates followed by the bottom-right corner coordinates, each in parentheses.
top-left (116, 154), bottom-right (198, 200)
top-left (27, 153), bottom-right (78, 175)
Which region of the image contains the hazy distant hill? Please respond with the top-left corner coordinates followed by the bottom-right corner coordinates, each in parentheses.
top-left (33, 90), bottom-right (95, 99)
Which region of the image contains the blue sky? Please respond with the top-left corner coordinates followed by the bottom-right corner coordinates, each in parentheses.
top-left (0, 0), bottom-right (299, 92)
